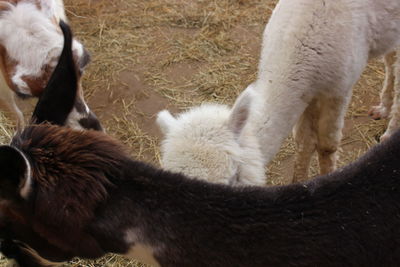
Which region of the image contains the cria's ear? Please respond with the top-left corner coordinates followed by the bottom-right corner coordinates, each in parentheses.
top-left (156, 110), bottom-right (177, 135)
top-left (228, 87), bottom-right (254, 138)
top-left (31, 20), bottom-right (77, 126)
top-left (0, 146), bottom-right (32, 200)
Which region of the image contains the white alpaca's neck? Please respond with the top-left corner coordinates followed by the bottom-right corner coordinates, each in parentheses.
top-left (244, 81), bottom-right (311, 165)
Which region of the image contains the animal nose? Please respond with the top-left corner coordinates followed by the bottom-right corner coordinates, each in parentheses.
top-left (78, 111), bottom-right (103, 131)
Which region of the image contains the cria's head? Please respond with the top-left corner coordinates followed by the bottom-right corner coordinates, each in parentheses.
top-left (157, 89), bottom-right (255, 185)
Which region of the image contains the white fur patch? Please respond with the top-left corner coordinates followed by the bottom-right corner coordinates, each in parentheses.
top-left (160, 104), bottom-right (238, 183)
top-left (65, 107), bottom-right (87, 130)
top-left (54, 0), bottom-right (67, 22)
top-left (156, 110), bottom-right (177, 134)
top-left (124, 229), bottom-right (161, 267)
top-left (125, 245), bottom-right (161, 267)
top-left (158, 103), bottom-right (266, 185)
top-left (72, 40), bottom-right (84, 62)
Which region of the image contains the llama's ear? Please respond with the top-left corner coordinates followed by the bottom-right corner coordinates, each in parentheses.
top-left (156, 110), bottom-right (177, 135)
top-left (0, 146), bottom-right (32, 200)
top-left (31, 20), bottom-right (77, 126)
top-left (228, 88), bottom-right (254, 138)
top-left (37, 0), bottom-right (56, 18)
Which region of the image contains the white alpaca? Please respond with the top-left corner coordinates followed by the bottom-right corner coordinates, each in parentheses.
top-left (0, 0), bottom-right (86, 129)
top-left (158, 0), bottom-right (400, 183)
top-left (157, 87), bottom-right (266, 185)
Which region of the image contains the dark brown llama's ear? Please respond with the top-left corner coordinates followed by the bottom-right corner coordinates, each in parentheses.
top-left (0, 145), bottom-right (32, 200)
top-left (31, 20), bottom-right (77, 126)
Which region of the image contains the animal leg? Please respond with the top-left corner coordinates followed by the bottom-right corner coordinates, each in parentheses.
top-left (369, 50), bottom-right (397, 120)
top-left (8, 96), bottom-right (24, 131)
top-left (381, 49), bottom-right (400, 141)
top-left (0, 87), bottom-right (24, 130)
top-left (292, 99), bottom-right (318, 183)
top-left (316, 96), bottom-right (348, 175)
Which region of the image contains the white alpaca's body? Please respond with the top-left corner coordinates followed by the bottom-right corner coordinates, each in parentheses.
top-left (250, 0), bottom-right (400, 181)
top-left (158, 0), bottom-right (400, 182)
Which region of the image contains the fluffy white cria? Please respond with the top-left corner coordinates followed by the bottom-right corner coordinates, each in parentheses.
top-left (157, 88), bottom-right (266, 186)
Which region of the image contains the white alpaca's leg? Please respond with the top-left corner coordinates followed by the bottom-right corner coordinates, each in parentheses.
top-left (0, 70), bottom-right (24, 130)
top-left (381, 50), bottom-right (400, 141)
top-left (369, 51), bottom-right (397, 120)
top-left (292, 99), bottom-right (318, 183)
top-left (316, 96), bottom-right (348, 175)
top-left (8, 95), bottom-right (24, 131)
top-left (0, 86), bottom-right (24, 130)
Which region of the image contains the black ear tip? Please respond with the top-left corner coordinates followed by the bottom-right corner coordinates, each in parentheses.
top-left (58, 20), bottom-right (73, 47)
top-left (0, 145), bottom-right (25, 164)
top-left (0, 145), bottom-right (27, 183)
top-left (0, 239), bottom-right (20, 259)
top-left (0, 145), bottom-right (18, 159)
top-left (59, 19), bottom-right (69, 32)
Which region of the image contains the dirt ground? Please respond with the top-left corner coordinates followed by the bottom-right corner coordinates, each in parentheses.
top-left (0, 0), bottom-right (390, 266)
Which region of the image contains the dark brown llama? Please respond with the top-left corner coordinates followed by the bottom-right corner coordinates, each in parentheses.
top-left (1, 123), bottom-right (400, 266)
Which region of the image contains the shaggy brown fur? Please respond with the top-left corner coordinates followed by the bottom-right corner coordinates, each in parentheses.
top-left (8, 124), bottom-right (128, 258)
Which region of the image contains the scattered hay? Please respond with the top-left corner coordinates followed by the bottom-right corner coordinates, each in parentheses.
top-left (65, 254), bottom-right (149, 267)
top-left (0, 112), bottom-right (14, 144)
top-left (107, 97), bottom-right (161, 163)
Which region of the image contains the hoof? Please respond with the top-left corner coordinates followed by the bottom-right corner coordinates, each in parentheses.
top-left (368, 105), bottom-right (389, 120)
top-left (380, 132), bottom-right (391, 143)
